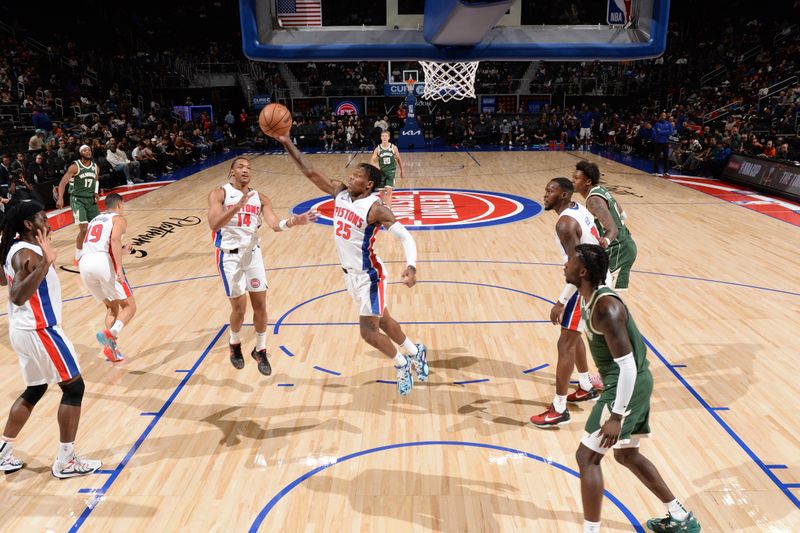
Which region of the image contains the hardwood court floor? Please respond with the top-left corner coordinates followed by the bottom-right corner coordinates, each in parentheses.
top-left (1, 150), bottom-right (798, 532)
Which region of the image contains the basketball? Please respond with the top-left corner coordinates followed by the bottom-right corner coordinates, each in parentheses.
top-left (258, 103), bottom-right (292, 138)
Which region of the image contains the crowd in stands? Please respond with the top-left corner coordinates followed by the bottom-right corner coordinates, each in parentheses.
top-left (0, 29), bottom-right (244, 208)
top-left (1, 1), bottom-right (798, 208)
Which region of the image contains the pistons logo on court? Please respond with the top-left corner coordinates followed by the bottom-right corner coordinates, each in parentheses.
top-left (335, 101), bottom-right (359, 115)
top-left (293, 189), bottom-right (541, 231)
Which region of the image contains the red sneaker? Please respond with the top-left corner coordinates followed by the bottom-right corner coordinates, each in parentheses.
top-left (530, 404), bottom-right (571, 428)
top-left (567, 387), bottom-right (600, 403)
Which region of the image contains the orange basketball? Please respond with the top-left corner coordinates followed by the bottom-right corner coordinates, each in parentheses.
top-left (258, 103), bottom-right (292, 138)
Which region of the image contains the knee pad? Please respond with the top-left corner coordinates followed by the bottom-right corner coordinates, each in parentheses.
top-left (59, 377), bottom-right (85, 407)
top-left (20, 384), bottom-right (48, 406)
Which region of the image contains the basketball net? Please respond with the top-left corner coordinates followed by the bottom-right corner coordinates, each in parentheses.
top-left (418, 60), bottom-right (479, 102)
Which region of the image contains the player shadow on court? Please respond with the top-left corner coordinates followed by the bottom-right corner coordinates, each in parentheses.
top-left (69, 400), bottom-right (348, 469)
top-left (647, 342), bottom-right (759, 413)
top-left (75, 343), bottom-right (257, 407)
top-left (299, 468), bottom-right (634, 532)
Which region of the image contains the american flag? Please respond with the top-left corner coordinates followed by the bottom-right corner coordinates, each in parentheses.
top-left (276, 0), bottom-right (322, 28)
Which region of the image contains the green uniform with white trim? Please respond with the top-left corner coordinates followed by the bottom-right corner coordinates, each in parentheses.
top-left (70, 160), bottom-right (100, 224)
top-left (376, 143), bottom-right (397, 188)
top-left (582, 286), bottom-right (652, 441)
top-left (587, 184), bottom-right (637, 289)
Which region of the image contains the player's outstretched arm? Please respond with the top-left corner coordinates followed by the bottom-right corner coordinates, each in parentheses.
top-left (275, 135), bottom-right (344, 196)
top-left (586, 195), bottom-right (618, 248)
top-left (368, 204), bottom-right (417, 287)
top-left (110, 216), bottom-right (127, 280)
top-left (259, 193), bottom-right (319, 232)
top-left (56, 163), bottom-right (77, 209)
top-left (9, 230), bottom-right (55, 306)
top-left (592, 296), bottom-right (636, 448)
top-left (394, 145), bottom-right (404, 179)
top-left (550, 217), bottom-right (582, 323)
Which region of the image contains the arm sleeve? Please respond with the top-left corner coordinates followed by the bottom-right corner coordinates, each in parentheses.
top-left (612, 353), bottom-right (636, 415)
top-left (557, 283), bottom-right (578, 304)
top-left (386, 222), bottom-right (417, 268)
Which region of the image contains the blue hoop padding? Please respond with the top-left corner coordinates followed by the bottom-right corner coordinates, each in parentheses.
top-left (240, 0), bottom-right (669, 62)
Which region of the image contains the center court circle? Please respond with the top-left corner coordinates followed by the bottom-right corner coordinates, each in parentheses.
top-left (248, 440), bottom-right (642, 532)
top-left (292, 188), bottom-right (542, 231)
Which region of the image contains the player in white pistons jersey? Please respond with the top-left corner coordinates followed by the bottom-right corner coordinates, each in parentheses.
top-left (207, 156), bottom-right (318, 377)
top-left (79, 193), bottom-right (135, 363)
top-left (531, 177), bottom-right (607, 429)
top-left (0, 202), bottom-right (102, 478)
top-left (279, 135), bottom-right (428, 397)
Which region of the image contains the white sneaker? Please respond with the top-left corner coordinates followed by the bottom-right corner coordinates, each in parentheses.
top-left (0, 451), bottom-right (24, 473)
top-left (52, 453), bottom-right (102, 479)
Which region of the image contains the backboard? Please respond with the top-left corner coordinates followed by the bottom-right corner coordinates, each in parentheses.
top-left (240, 0), bottom-right (670, 62)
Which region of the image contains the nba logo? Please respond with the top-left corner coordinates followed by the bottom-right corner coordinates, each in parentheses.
top-left (607, 0), bottom-right (632, 25)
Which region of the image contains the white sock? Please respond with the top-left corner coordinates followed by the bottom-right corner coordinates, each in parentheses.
top-left (553, 394), bottom-right (567, 413)
top-left (0, 436), bottom-right (15, 458)
top-left (584, 520), bottom-right (601, 533)
top-left (110, 320), bottom-right (124, 338)
top-left (57, 442), bottom-right (75, 464)
top-left (400, 337), bottom-right (418, 356)
top-left (667, 499), bottom-right (689, 521)
top-left (255, 331), bottom-right (267, 351)
top-left (578, 372), bottom-right (593, 391)
top-left (229, 330), bottom-right (241, 345)
top-left (393, 352), bottom-right (407, 367)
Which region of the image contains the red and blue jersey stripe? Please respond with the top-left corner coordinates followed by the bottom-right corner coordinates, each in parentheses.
top-left (361, 224), bottom-right (385, 315)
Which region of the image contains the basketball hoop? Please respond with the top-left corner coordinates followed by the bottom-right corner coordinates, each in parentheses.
top-left (418, 60), bottom-right (479, 102)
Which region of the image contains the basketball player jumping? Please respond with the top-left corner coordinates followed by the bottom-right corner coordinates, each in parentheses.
top-left (567, 244), bottom-right (701, 533)
top-left (78, 193), bottom-right (135, 362)
top-left (278, 135), bottom-right (427, 396)
top-left (572, 160), bottom-right (637, 290)
top-left (531, 177), bottom-right (605, 428)
top-left (0, 202), bottom-right (102, 478)
top-left (208, 157), bottom-right (318, 376)
top-left (56, 144), bottom-right (101, 265)
top-left (370, 130), bottom-right (404, 208)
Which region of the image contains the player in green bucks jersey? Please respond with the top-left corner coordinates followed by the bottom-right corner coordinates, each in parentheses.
top-left (370, 130), bottom-right (404, 208)
top-left (567, 244), bottom-right (700, 533)
top-left (572, 160), bottom-right (638, 290)
top-left (56, 145), bottom-right (101, 263)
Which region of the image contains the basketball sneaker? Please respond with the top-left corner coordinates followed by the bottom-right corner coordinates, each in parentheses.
top-left (646, 512), bottom-right (701, 533)
top-left (229, 343), bottom-right (244, 369)
top-left (567, 386), bottom-right (600, 403)
top-left (395, 356), bottom-right (413, 396)
top-left (411, 343), bottom-right (429, 382)
top-left (251, 348), bottom-right (272, 376)
top-left (102, 345), bottom-right (125, 363)
top-left (52, 453), bottom-right (102, 479)
top-left (96, 330), bottom-right (122, 363)
top-left (530, 404), bottom-right (571, 428)
top-left (0, 451), bottom-right (24, 473)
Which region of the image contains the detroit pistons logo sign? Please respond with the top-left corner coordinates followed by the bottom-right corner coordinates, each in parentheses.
top-left (292, 188), bottom-right (541, 231)
top-left (335, 101), bottom-right (359, 115)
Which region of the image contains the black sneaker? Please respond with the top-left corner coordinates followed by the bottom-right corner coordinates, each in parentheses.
top-left (251, 348), bottom-right (272, 376)
top-left (229, 343), bottom-right (244, 369)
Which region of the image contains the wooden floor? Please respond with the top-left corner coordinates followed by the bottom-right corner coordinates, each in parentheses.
top-left (1, 150), bottom-right (799, 532)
